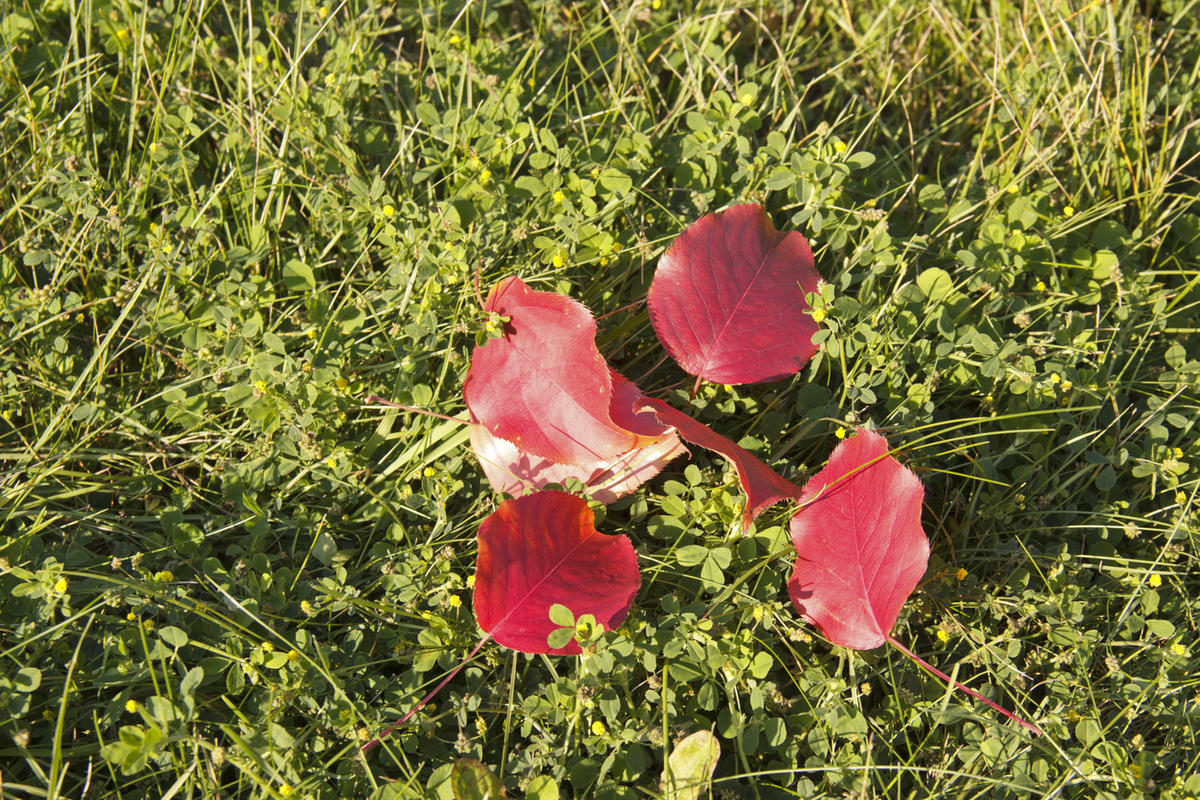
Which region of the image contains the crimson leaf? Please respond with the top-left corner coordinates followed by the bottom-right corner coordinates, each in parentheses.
top-left (473, 491), bottom-right (640, 655)
top-left (788, 429), bottom-right (1041, 733)
top-left (469, 370), bottom-right (685, 502)
top-left (648, 204), bottom-right (822, 385)
top-left (787, 429), bottom-right (928, 649)
top-left (463, 277), bottom-right (638, 466)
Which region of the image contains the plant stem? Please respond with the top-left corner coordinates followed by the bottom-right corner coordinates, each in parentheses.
top-left (885, 634), bottom-right (1042, 736)
top-left (362, 396), bottom-right (466, 424)
top-left (361, 636), bottom-right (490, 753)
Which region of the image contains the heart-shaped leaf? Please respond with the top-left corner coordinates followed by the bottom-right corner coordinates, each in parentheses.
top-left (649, 204), bottom-right (822, 385)
top-left (464, 277), bottom-right (638, 466)
top-left (451, 758), bottom-right (507, 799)
top-left (473, 491), bottom-right (640, 655)
top-left (787, 429), bottom-right (929, 649)
top-left (469, 371), bottom-right (686, 503)
top-left (635, 397), bottom-right (801, 529)
top-left (662, 730), bottom-right (720, 800)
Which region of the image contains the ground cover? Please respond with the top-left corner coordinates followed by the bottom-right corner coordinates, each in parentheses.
top-left (1, 0), bottom-right (1198, 797)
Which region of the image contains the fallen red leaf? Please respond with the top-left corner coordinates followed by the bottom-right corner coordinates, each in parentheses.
top-left (648, 204), bottom-right (823, 385)
top-left (470, 370), bottom-right (686, 502)
top-left (469, 419), bottom-right (685, 504)
top-left (787, 429), bottom-right (928, 649)
top-left (635, 397), bottom-right (802, 529)
top-left (464, 277), bottom-right (639, 466)
top-left (788, 430), bottom-right (1041, 734)
top-left (473, 491), bottom-right (641, 655)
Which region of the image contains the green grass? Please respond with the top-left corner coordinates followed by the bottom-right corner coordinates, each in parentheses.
top-left (1, 0), bottom-right (1198, 798)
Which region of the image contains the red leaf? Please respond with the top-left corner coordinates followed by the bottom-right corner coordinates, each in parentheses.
top-left (469, 370), bottom-right (686, 502)
top-left (469, 420), bottom-right (685, 504)
top-left (464, 277), bottom-right (638, 465)
top-left (635, 397), bottom-right (802, 529)
top-left (787, 429), bottom-right (929, 650)
top-left (473, 491), bottom-right (640, 655)
top-left (648, 204), bottom-right (823, 385)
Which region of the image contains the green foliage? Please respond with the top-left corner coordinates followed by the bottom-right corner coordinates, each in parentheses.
top-left (1, 0), bottom-right (1198, 799)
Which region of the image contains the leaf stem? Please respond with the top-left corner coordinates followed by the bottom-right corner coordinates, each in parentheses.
top-left (362, 636), bottom-right (490, 754)
top-left (362, 396), bottom-right (466, 424)
top-left (885, 634), bottom-right (1042, 736)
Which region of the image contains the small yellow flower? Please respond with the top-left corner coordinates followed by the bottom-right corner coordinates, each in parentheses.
top-left (739, 92), bottom-right (754, 106)
top-left (54, 577), bottom-right (68, 594)
top-left (306, 329), bottom-right (316, 339)
top-left (1176, 491), bottom-right (1187, 505)
top-left (148, 142), bottom-right (158, 155)
top-left (651, 0), bottom-right (662, 8)
top-left (300, 600), bottom-right (314, 615)
top-left (161, 242), bottom-right (172, 254)
top-left (127, 611), bottom-right (137, 621)
top-left (590, 166), bottom-right (600, 178)
top-left (381, 204), bottom-right (395, 219)
top-left (149, 222), bottom-right (158, 234)
top-left (155, 570), bottom-right (173, 583)
top-left (254, 379), bottom-right (269, 395)
top-left (142, 619), bottom-right (155, 631)
top-left (552, 190), bottom-right (565, 204)
top-left (466, 574), bottom-right (476, 588)
top-left (1060, 379), bottom-right (1073, 392)
top-left (279, 783), bottom-right (293, 797)
top-left (447, 594), bottom-right (462, 608)
top-left (448, 34), bottom-right (460, 45)
top-left (335, 377), bottom-right (349, 390)
top-left (1148, 573), bottom-right (1162, 588)
top-left (479, 168), bottom-right (491, 186)
top-left (423, 466), bottom-right (437, 478)
top-left (833, 140), bottom-right (847, 153)
top-left (599, 256), bottom-right (609, 267)
top-left (552, 251), bottom-right (565, 268)
top-left (591, 720), bottom-right (607, 736)
top-left (125, 699), bottom-right (138, 713)
top-left (1035, 280), bottom-right (1047, 292)
top-left (117, 28), bottom-right (129, 40)
top-left (955, 567), bottom-right (968, 581)
top-left (261, 641), bottom-right (274, 653)
top-left (1049, 373), bottom-right (1061, 384)
top-left (287, 649), bottom-right (300, 663)
top-left (1063, 205), bottom-right (1075, 217)
top-left (811, 307), bottom-right (826, 323)
top-left (527, 77), bottom-right (535, 87)
top-left (254, 54), bottom-right (264, 65)
top-left (1007, 183), bottom-right (1019, 194)
top-left (936, 629), bottom-right (950, 643)
top-left (834, 426), bottom-right (846, 439)
top-left (1170, 643), bottom-right (1187, 656)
